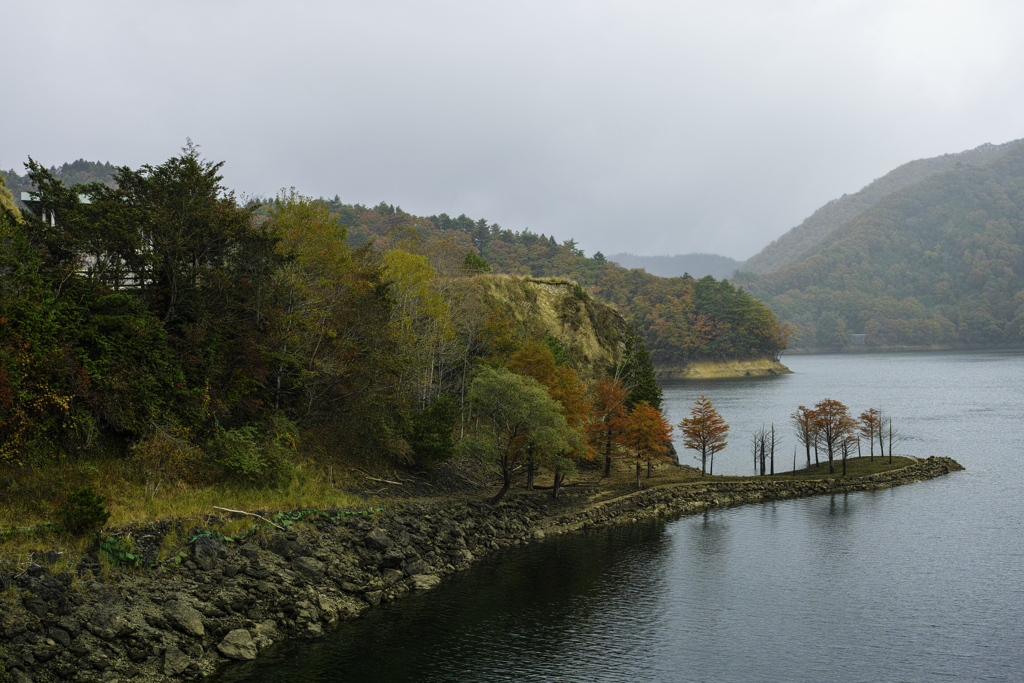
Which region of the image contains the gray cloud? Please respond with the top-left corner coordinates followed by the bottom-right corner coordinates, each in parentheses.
top-left (5, 0), bottom-right (1024, 260)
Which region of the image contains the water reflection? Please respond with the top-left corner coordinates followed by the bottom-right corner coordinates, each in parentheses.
top-left (217, 352), bottom-right (1024, 683)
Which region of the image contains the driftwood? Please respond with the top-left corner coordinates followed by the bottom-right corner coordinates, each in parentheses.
top-left (213, 507), bottom-right (286, 531)
top-left (364, 476), bottom-right (403, 486)
top-left (352, 467), bottom-right (405, 486)
top-left (528, 482), bottom-right (588, 490)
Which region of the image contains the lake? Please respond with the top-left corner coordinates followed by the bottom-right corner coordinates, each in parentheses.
top-left (216, 350), bottom-right (1024, 683)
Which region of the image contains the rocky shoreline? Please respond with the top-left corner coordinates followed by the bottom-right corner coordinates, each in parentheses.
top-left (0, 456), bottom-right (963, 683)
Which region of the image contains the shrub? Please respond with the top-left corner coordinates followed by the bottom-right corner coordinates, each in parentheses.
top-left (57, 486), bottom-right (111, 536)
top-left (131, 423), bottom-right (205, 495)
top-left (208, 416), bottom-right (296, 486)
top-left (408, 395), bottom-right (459, 469)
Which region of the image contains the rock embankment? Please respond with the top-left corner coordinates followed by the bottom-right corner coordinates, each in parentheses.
top-left (543, 456), bottom-right (964, 534)
top-left (0, 457), bottom-right (961, 683)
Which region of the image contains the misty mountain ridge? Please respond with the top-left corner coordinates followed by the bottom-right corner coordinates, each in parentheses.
top-left (743, 139), bottom-right (1024, 274)
top-left (735, 138), bottom-right (1024, 349)
top-left (606, 252), bottom-right (742, 280)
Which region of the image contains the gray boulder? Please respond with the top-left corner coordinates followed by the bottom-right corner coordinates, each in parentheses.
top-left (365, 528), bottom-right (392, 550)
top-left (163, 644), bottom-right (191, 676)
top-left (410, 574), bottom-right (442, 590)
top-left (193, 535), bottom-right (228, 570)
top-left (217, 629), bottom-right (258, 660)
top-left (292, 557), bottom-right (326, 583)
top-left (164, 599), bottom-right (205, 637)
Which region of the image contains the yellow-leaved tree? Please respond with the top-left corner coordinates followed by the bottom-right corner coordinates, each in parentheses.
top-left (383, 249), bottom-right (457, 409)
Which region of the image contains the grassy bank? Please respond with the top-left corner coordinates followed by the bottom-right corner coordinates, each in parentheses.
top-left (0, 453), bottom-right (920, 571)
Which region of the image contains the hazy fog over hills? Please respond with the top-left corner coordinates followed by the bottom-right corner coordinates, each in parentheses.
top-left (742, 139), bottom-right (1024, 274)
top-left (607, 253), bottom-right (742, 280)
top-left (6, 3), bottom-right (1024, 261)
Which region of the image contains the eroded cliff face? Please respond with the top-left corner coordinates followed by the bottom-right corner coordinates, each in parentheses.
top-left (470, 276), bottom-right (791, 380)
top-left (470, 276), bottom-right (630, 380)
top-left (654, 357), bottom-right (791, 380)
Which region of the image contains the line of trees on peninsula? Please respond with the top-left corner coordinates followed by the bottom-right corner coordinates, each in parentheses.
top-left (0, 146), bottom-right (695, 503)
top-left (669, 394), bottom-right (903, 478)
top-left (790, 401), bottom-right (901, 476)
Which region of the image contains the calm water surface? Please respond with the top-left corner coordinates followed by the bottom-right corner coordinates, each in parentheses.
top-left (218, 351), bottom-right (1024, 683)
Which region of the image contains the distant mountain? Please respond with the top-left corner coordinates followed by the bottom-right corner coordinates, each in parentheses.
top-left (3, 159), bottom-right (117, 207)
top-left (606, 253), bottom-right (742, 280)
top-left (735, 139), bottom-right (1024, 350)
top-left (742, 140), bottom-right (1024, 274)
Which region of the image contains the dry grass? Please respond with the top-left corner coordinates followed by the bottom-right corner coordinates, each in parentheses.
top-left (0, 454), bottom-right (369, 567)
top-left (0, 446), bottom-right (917, 569)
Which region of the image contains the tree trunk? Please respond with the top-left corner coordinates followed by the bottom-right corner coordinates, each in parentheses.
top-left (604, 428), bottom-right (613, 478)
top-left (491, 468), bottom-right (512, 504)
top-left (636, 460), bottom-right (642, 489)
top-left (888, 423), bottom-right (893, 463)
top-left (552, 471), bottom-right (564, 499)
top-left (526, 460), bottom-right (535, 490)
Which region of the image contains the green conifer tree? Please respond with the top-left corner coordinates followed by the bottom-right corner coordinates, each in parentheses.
top-left (616, 326), bottom-right (663, 411)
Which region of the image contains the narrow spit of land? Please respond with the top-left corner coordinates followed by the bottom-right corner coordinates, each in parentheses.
top-left (0, 455), bottom-right (963, 683)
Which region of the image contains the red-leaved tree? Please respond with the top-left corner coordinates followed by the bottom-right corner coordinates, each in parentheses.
top-left (679, 395), bottom-right (729, 476)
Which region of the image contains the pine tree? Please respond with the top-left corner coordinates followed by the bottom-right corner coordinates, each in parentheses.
top-left (616, 326), bottom-right (662, 411)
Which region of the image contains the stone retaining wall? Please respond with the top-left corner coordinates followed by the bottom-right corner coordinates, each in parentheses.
top-left (0, 457), bottom-right (962, 683)
top-left (543, 456), bottom-right (964, 535)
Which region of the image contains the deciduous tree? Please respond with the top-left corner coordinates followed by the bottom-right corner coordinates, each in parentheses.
top-left (620, 401), bottom-right (673, 488)
top-left (859, 408), bottom-right (880, 460)
top-left (813, 398), bottom-right (856, 475)
top-left (751, 423), bottom-right (779, 475)
top-left (464, 366), bottom-right (573, 503)
top-left (791, 406), bottom-right (816, 469)
top-left (679, 395), bottom-right (729, 476)
top-left (586, 377), bottom-right (629, 478)
top-left (507, 341), bottom-right (591, 492)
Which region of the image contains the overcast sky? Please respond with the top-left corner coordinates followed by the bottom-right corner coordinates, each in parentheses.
top-left (5, 1), bottom-right (1024, 261)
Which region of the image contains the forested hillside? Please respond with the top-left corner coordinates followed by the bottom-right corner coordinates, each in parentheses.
top-left (2, 148), bottom-right (683, 504)
top-left (743, 139), bottom-right (1024, 274)
top-left (320, 204), bottom-right (789, 364)
top-left (606, 252), bottom-right (742, 280)
top-left (735, 142), bottom-right (1024, 349)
